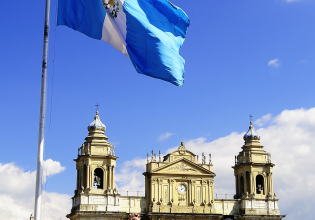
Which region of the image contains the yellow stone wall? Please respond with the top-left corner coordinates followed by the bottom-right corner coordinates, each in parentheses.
top-left (119, 196), bottom-right (146, 213)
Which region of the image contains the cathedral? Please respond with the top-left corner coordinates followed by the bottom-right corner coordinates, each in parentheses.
top-left (66, 111), bottom-right (286, 220)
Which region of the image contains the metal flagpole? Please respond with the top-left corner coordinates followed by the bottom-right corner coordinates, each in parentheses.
top-left (34, 0), bottom-right (51, 219)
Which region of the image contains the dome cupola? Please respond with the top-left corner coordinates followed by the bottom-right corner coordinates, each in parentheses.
top-left (88, 111), bottom-right (106, 131)
top-left (243, 121), bottom-right (260, 141)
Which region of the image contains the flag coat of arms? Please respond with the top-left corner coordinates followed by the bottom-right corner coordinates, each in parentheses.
top-left (57, 0), bottom-right (190, 86)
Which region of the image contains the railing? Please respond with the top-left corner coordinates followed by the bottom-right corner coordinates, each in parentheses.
top-left (215, 194), bottom-right (235, 199)
top-left (119, 191), bottom-right (145, 197)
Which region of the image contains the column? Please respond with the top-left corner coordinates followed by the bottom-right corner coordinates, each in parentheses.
top-left (252, 173), bottom-right (255, 194)
top-left (168, 179), bottom-right (172, 204)
top-left (237, 175), bottom-right (240, 197)
top-left (271, 173), bottom-right (274, 194)
top-left (112, 166), bottom-right (115, 189)
top-left (108, 165), bottom-right (112, 189)
top-left (80, 165), bottom-right (84, 189)
top-left (249, 171), bottom-right (252, 194)
top-left (266, 172), bottom-right (270, 195)
top-left (76, 169), bottom-right (79, 190)
top-left (208, 180), bottom-right (211, 204)
top-left (211, 181), bottom-right (214, 202)
top-left (87, 165), bottom-right (90, 189)
top-left (151, 180), bottom-right (155, 202)
top-left (235, 174), bottom-right (238, 197)
top-left (104, 168), bottom-right (107, 189)
top-left (244, 172), bottom-right (247, 194)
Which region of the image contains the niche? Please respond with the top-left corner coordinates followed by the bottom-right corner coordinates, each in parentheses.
top-left (256, 174), bottom-right (264, 194)
top-left (94, 168), bottom-right (104, 189)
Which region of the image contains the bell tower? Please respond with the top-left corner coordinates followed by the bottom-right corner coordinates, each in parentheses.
top-left (68, 111), bottom-right (122, 219)
top-left (232, 121), bottom-right (284, 218)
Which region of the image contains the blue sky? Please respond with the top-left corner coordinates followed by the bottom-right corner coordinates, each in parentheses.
top-left (1, 0), bottom-right (315, 219)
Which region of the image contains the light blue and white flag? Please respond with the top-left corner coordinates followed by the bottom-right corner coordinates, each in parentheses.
top-left (57, 0), bottom-right (190, 86)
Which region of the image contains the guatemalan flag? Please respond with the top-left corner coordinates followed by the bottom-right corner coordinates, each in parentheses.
top-left (57, 0), bottom-right (190, 86)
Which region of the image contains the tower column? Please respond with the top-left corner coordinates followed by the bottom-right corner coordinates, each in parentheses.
top-left (244, 172), bottom-right (247, 194)
top-left (271, 173), bottom-right (274, 194)
top-left (87, 165), bottom-right (91, 189)
top-left (235, 174), bottom-right (238, 197)
top-left (103, 167), bottom-right (107, 190)
top-left (249, 171), bottom-right (252, 194)
top-left (266, 172), bottom-right (270, 195)
top-left (108, 165), bottom-right (112, 190)
top-left (112, 166), bottom-right (115, 189)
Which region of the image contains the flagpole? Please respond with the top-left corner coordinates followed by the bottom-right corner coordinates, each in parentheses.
top-left (34, 0), bottom-right (51, 219)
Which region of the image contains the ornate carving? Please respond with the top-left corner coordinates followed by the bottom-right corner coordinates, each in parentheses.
top-left (208, 180), bottom-right (214, 185)
top-left (166, 163), bottom-right (197, 172)
top-left (151, 178), bottom-right (157, 182)
top-left (178, 195), bottom-right (185, 202)
top-left (168, 179), bottom-right (175, 183)
top-left (158, 178), bottom-right (163, 183)
top-left (178, 141), bottom-right (186, 154)
top-left (157, 198), bottom-right (163, 205)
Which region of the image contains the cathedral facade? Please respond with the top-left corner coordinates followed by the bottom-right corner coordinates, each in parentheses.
top-left (66, 112), bottom-right (286, 220)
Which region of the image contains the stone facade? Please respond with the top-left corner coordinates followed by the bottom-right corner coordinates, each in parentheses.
top-left (66, 113), bottom-right (286, 220)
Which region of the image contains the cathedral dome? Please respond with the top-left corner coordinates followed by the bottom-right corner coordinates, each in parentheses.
top-left (88, 111), bottom-right (106, 131)
top-left (243, 121), bottom-right (260, 141)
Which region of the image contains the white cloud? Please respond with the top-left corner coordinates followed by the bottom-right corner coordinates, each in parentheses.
top-left (254, 113), bottom-right (272, 127)
top-left (42, 159), bottom-right (66, 182)
top-left (300, 60), bottom-right (307, 64)
top-left (286, 0), bottom-right (300, 2)
top-left (268, 58), bottom-right (281, 67)
top-left (116, 107), bottom-right (315, 220)
top-left (115, 157), bottom-right (146, 196)
top-left (158, 132), bottom-right (174, 141)
top-left (0, 160), bottom-right (71, 220)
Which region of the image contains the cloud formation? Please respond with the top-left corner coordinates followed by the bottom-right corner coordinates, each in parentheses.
top-left (116, 107), bottom-right (315, 220)
top-left (115, 157), bottom-right (146, 196)
top-left (268, 58), bottom-right (281, 67)
top-left (0, 160), bottom-right (70, 220)
top-left (158, 132), bottom-right (174, 141)
top-left (254, 113), bottom-right (272, 127)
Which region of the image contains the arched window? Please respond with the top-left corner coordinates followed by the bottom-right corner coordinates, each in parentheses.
top-left (94, 168), bottom-right (104, 189)
top-left (256, 174), bottom-right (264, 194)
top-left (246, 172), bottom-right (250, 194)
top-left (240, 176), bottom-right (244, 195)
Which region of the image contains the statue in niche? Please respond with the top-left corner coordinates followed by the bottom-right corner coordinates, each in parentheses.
top-left (94, 175), bottom-right (101, 189)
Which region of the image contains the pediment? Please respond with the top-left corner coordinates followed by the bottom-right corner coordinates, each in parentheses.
top-left (152, 158), bottom-right (215, 175)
